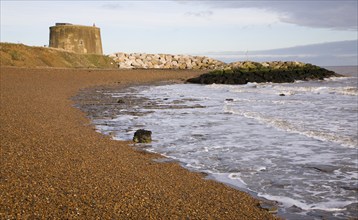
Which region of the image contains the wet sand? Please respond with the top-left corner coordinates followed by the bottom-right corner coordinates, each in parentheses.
top-left (0, 67), bottom-right (277, 219)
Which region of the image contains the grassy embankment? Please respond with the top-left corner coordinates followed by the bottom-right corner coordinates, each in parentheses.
top-left (0, 42), bottom-right (117, 69)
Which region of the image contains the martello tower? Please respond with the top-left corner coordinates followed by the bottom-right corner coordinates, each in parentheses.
top-left (49, 23), bottom-right (103, 55)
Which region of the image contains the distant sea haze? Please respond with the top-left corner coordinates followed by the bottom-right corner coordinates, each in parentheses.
top-left (202, 40), bottom-right (358, 66)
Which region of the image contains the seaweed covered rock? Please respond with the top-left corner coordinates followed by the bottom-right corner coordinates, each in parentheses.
top-left (187, 61), bottom-right (341, 85)
top-left (133, 129), bottom-right (152, 143)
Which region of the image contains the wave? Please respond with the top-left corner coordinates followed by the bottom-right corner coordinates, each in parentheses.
top-left (272, 85), bottom-right (358, 96)
top-left (224, 106), bottom-right (357, 148)
top-left (98, 82), bottom-right (358, 219)
top-left (334, 87), bottom-right (358, 96)
top-left (258, 193), bottom-right (353, 213)
top-left (206, 79), bottom-right (358, 96)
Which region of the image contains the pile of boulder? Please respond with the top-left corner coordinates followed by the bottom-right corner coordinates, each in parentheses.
top-left (228, 61), bottom-right (306, 70)
top-left (109, 52), bottom-right (312, 71)
top-left (109, 52), bottom-right (226, 70)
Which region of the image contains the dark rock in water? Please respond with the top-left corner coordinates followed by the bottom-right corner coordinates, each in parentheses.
top-left (341, 185), bottom-right (358, 191)
top-left (186, 62), bottom-right (341, 85)
top-left (279, 94), bottom-right (285, 96)
top-left (133, 129), bottom-right (152, 143)
top-left (270, 180), bottom-right (290, 188)
top-left (258, 200), bottom-right (279, 214)
top-left (344, 202), bottom-right (358, 213)
top-left (286, 205), bottom-right (303, 213)
top-left (117, 99), bottom-right (125, 104)
top-left (306, 165), bottom-right (338, 173)
top-left (225, 98), bottom-right (234, 101)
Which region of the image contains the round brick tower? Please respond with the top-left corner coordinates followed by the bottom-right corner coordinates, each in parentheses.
top-left (49, 23), bottom-right (103, 55)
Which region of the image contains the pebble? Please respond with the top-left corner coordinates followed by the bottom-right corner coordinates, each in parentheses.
top-left (1, 67), bottom-right (277, 219)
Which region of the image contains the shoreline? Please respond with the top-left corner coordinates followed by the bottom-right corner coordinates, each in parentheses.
top-left (73, 78), bottom-right (280, 211)
top-left (76, 67), bottom-right (358, 219)
top-left (82, 70), bottom-right (358, 218)
top-left (0, 66), bottom-right (277, 219)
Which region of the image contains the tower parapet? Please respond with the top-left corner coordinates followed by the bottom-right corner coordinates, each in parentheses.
top-left (49, 23), bottom-right (103, 55)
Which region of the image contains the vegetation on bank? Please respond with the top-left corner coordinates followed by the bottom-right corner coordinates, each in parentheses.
top-left (0, 42), bottom-right (117, 68)
top-left (187, 61), bottom-right (340, 84)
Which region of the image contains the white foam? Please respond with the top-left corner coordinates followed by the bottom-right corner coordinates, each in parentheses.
top-left (224, 105), bottom-right (357, 148)
top-left (210, 172), bottom-right (248, 189)
top-left (278, 85), bottom-right (358, 96)
top-left (325, 76), bottom-right (357, 82)
top-left (256, 166), bottom-right (267, 172)
top-left (334, 87), bottom-right (358, 96)
top-left (258, 194), bottom-right (353, 212)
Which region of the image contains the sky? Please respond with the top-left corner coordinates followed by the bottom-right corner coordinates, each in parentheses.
top-left (1, 0), bottom-right (357, 65)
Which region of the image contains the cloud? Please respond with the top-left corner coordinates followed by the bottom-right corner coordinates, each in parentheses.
top-left (185, 10), bottom-right (213, 17)
top-left (206, 40), bottom-right (357, 55)
top-left (101, 3), bottom-right (122, 10)
top-left (203, 40), bottom-right (358, 66)
top-left (188, 1), bottom-right (357, 30)
top-left (275, 1), bottom-right (358, 30)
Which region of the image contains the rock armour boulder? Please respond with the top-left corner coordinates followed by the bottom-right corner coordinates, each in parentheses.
top-left (110, 52), bottom-right (226, 70)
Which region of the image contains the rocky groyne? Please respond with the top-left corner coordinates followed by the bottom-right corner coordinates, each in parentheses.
top-left (109, 52), bottom-right (226, 69)
top-left (109, 52), bottom-right (340, 84)
top-left (109, 52), bottom-right (317, 71)
top-left (187, 61), bottom-right (340, 84)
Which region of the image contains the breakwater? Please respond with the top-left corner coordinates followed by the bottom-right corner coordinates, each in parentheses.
top-left (187, 62), bottom-right (339, 84)
top-left (109, 52), bottom-right (312, 71)
top-left (109, 52), bottom-right (226, 69)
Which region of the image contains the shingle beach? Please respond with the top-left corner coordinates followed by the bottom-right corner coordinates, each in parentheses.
top-left (0, 67), bottom-right (277, 219)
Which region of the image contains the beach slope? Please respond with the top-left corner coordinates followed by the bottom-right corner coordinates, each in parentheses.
top-left (0, 67), bottom-right (276, 219)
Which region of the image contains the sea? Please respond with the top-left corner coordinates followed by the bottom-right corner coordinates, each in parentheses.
top-left (93, 66), bottom-right (357, 219)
